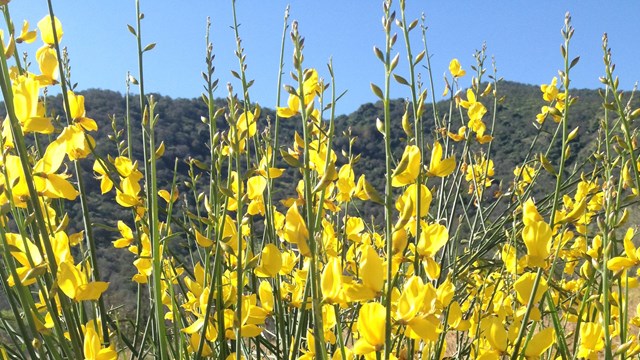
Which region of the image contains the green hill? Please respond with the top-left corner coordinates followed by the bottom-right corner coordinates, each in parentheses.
top-left (1, 80), bottom-right (629, 310)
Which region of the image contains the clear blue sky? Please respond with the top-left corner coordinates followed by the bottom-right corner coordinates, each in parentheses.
top-left (5, 1), bottom-right (640, 115)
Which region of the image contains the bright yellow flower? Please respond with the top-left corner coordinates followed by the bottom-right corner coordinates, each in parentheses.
top-left (68, 91), bottom-right (98, 130)
top-left (277, 68), bottom-right (321, 118)
top-left (258, 281), bottom-right (274, 313)
top-left (276, 92), bottom-right (301, 118)
top-left (345, 245), bottom-right (384, 301)
top-left (427, 141), bottom-right (456, 177)
top-left (577, 322), bottom-right (604, 360)
top-left (392, 145), bottom-right (421, 187)
top-left (522, 220), bottom-right (552, 268)
top-left (395, 184), bottom-right (432, 221)
top-left (321, 256), bottom-right (343, 304)
top-left (16, 20), bottom-right (37, 44)
top-left (416, 222), bottom-right (448, 258)
top-left (92, 159), bottom-right (114, 194)
top-left (353, 302), bottom-right (386, 355)
top-left (54, 124), bottom-right (96, 160)
top-left (254, 243), bottom-right (282, 277)
top-left (514, 272), bottom-right (548, 305)
top-left (607, 228), bottom-right (638, 272)
top-left (522, 198), bottom-right (543, 225)
top-left (33, 140), bottom-right (79, 200)
top-left (447, 126), bottom-right (467, 142)
top-left (112, 220), bottom-right (134, 248)
top-left (83, 321), bottom-right (117, 360)
top-left (37, 15), bottom-right (63, 45)
top-left (465, 154), bottom-right (494, 194)
top-left (116, 171), bottom-right (144, 208)
top-left (255, 148), bottom-right (285, 178)
top-left (449, 58), bottom-right (466, 78)
top-left (158, 188), bottom-right (178, 203)
top-left (247, 175), bottom-right (267, 215)
top-left (11, 75), bottom-right (54, 134)
top-left (36, 45), bottom-right (58, 85)
top-left (540, 77), bottom-right (559, 102)
top-left (57, 260), bottom-right (109, 301)
top-left (193, 228), bottom-right (213, 248)
top-left (396, 276), bottom-right (439, 342)
top-left (283, 204), bottom-right (310, 257)
top-left (5, 233), bottom-right (44, 287)
top-left (336, 163), bottom-right (356, 202)
top-left (524, 328), bottom-right (555, 359)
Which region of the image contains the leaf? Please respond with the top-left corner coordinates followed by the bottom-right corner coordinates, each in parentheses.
top-left (413, 50), bottom-right (425, 65)
top-left (370, 83), bottom-right (384, 100)
top-left (393, 73), bottom-right (409, 86)
top-left (127, 24), bottom-right (137, 36)
top-left (569, 56), bottom-right (580, 69)
top-left (373, 46), bottom-right (384, 62)
top-left (143, 43), bottom-right (156, 52)
top-left (390, 53), bottom-right (400, 72)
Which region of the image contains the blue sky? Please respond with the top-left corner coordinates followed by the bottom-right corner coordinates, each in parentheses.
top-left (6, 1), bottom-right (640, 115)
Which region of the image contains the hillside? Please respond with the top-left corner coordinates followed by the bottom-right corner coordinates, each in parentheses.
top-left (1, 81), bottom-right (627, 309)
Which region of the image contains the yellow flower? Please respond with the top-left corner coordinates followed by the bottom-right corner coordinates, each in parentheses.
top-left (92, 160), bottom-right (114, 194)
top-left (392, 145), bottom-right (421, 187)
top-left (447, 126), bottom-right (467, 142)
top-left (449, 58), bottom-right (466, 78)
top-left (11, 75), bottom-right (54, 134)
top-left (522, 198), bottom-right (543, 226)
top-left (57, 260), bottom-right (109, 301)
top-left (427, 141), bottom-right (456, 177)
top-left (577, 322), bottom-right (604, 360)
top-left (54, 125), bottom-right (96, 160)
top-left (541, 77), bottom-right (559, 102)
top-left (607, 228), bottom-right (638, 272)
top-left (514, 272), bottom-right (548, 305)
top-left (16, 20), bottom-right (37, 44)
top-left (336, 163), bottom-right (356, 202)
top-left (283, 204), bottom-right (310, 257)
top-left (513, 165), bottom-right (535, 194)
top-left (116, 171), bottom-right (144, 208)
top-left (345, 245), bottom-right (384, 301)
top-left (254, 243), bottom-right (282, 278)
top-left (5, 233), bottom-right (44, 287)
top-left (321, 256), bottom-right (343, 304)
top-left (33, 139), bottom-right (79, 200)
top-left (522, 220), bottom-right (552, 268)
top-left (396, 276), bottom-right (439, 342)
top-left (277, 68), bottom-right (321, 118)
top-left (258, 281), bottom-right (274, 313)
top-left (37, 15), bottom-right (63, 45)
top-left (112, 220), bottom-right (134, 248)
top-left (276, 92), bottom-right (301, 118)
top-left (68, 91), bottom-right (98, 130)
top-left (353, 302), bottom-right (386, 355)
top-left (83, 321), bottom-right (117, 360)
top-left (459, 88), bottom-right (477, 109)
top-left (247, 175), bottom-right (267, 215)
top-left (465, 154), bottom-right (494, 194)
top-left (524, 328), bottom-right (555, 359)
top-left (36, 45), bottom-right (58, 85)
top-left (193, 228), bottom-right (213, 248)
